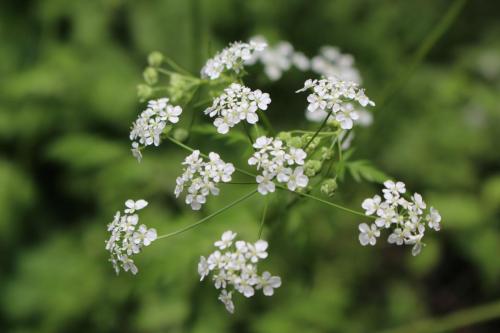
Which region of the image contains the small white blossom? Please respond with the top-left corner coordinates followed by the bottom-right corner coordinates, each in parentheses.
top-left (201, 41), bottom-right (267, 80)
top-left (298, 77), bottom-right (374, 130)
top-left (249, 136), bottom-right (309, 195)
top-left (358, 223), bottom-right (380, 246)
top-left (204, 83), bottom-right (271, 134)
top-left (129, 98), bottom-right (183, 161)
top-left (359, 180), bottom-right (441, 255)
top-left (311, 46), bottom-right (361, 83)
top-left (246, 36), bottom-right (310, 81)
top-left (105, 199), bottom-right (157, 275)
top-left (175, 150), bottom-right (235, 210)
top-left (199, 231), bottom-right (281, 313)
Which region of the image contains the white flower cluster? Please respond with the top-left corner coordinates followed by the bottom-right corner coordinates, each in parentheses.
top-left (198, 231), bottom-right (282, 313)
top-left (105, 200), bottom-right (157, 275)
top-left (246, 35), bottom-right (310, 81)
top-left (201, 41), bottom-right (267, 80)
top-left (297, 77), bottom-right (375, 130)
top-left (248, 136), bottom-right (308, 195)
top-left (359, 180), bottom-right (442, 256)
top-left (204, 83), bottom-right (271, 134)
top-left (130, 98), bottom-right (183, 161)
top-left (175, 150), bottom-right (235, 210)
top-left (311, 46), bottom-right (362, 84)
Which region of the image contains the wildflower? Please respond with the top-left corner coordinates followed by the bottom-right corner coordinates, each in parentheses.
top-left (359, 180), bottom-right (441, 255)
top-left (129, 98), bottom-right (183, 161)
top-left (246, 36), bottom-right (310, 81)
top-left (204, 83), bottom-right (271, 134)
top-left (105, 200), bottom-right (157, 275)
top-left (248, 136), bottom-right (309, 195)
top-left (297, 77), bottom-right (375, 130)
top-left (175, 150), bottom-right (235, 210)
top-left (311, 46), bottom-right (361, 83)
top-left (201, 40), bottom-right (267, 80)
top-left (199, 231), bottom-right (281, 313)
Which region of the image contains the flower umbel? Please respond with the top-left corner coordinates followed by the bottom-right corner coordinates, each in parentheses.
top-left (359, 180), bottom-right (442, 256)
top-left (105, 200), bottom-right (157, 274)
top-left (248, 136), bottom-right (309, 195)
top-left (175, 150), bottom-right (235, 210)
top-left (201, 40), bottom-right (267, 80)
top-left (198, 230), bottom-right (282, 313)
top-left (297, 77), bottom-right (374, 130)
top-left (204, 83), bottom-right (271, 134)
top-left (129, 97), bottom-right (183, 161)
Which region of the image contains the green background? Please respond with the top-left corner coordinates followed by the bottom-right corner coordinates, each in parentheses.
top-left (1, 0), bottom-right (500, 332)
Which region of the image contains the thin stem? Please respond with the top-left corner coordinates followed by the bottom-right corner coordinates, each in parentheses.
top-left (157, 189), bottom-right (258, 240)
top-left (277, 185), bottom-right (372, 219)
top-left (242, 121), bottom-right (254, 146)
top-left (163, 55), bottom-right (195, 77)
top-left (166, 136), bottom-right (371, 219)
top-left (258, 198), bottom-right (268, 239)
top-left (257, 110), bottom-right (275, 136)
top-left (377, 0), bottom-right (466, 108)
top-left (304, 110), bottom-right (333, 150)
top-left (379, 299), bottom-right (500, 333)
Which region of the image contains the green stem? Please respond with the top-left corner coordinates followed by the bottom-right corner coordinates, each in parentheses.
top-left (257, 110), bottom-right (275, 136)
top-left (242, 121), bottom-right (254, 146)
top-left (377, 0), bottom-right (466, 108)
top-left (258, 198), bottom-right (268, 238)
top-left (379, 300), bottom-right (500, 333)
top-left (163, 55), bottom-right (195, 77)
top-left (304, 110), bottom-right (333, 150)
top-left (157, 189), bottom-right (257, 240)
top-left (277, 185), bottom-right (371, 219)
top-left (166, 136), bottom-right (370, 219)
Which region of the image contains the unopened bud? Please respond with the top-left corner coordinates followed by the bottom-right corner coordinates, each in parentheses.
top-left (143, 67), bottom-right (158, 85)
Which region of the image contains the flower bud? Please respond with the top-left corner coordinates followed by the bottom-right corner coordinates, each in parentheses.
top-left (320, 147), bottom-right (334, 160)
top-left (326, 118), bottom-right (340, 129)
top-left (287, 137), bottom-right (303, 148)
top-left (143, 67), bottom-right (158, 85)
top-left (277, 131), bottom-right (291, 142)
top-left (304, 160), bottom-right (322, 177)
top-left (173, 128), bottom-right (189, 142)
top-left (148, 51), bottom-right (164, 67)
top-left (137, 84), bottom-right (153, 101)
top-left (321, 178), bottom-right (338, 197)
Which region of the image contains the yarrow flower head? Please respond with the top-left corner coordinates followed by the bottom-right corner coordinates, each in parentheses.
top-left (248, 136), bottom-right (309, 195)
top-left (245, 35), bottom-right (310, 81)
top-left (198, 230), bottom-right (281, 313)
top-left (297, 77), bottom-right (375, 130)
top-left (201, 41), bottom-right (267, 80)
top-left (359, 180), bottom-right (442, 256)
top-left (175, 150), bottom-right (235, 210)
top-left (105, 200), bottom-right (157, 274)
top-left (130, 97), bottom-right (183, 161)
top-left (204, 83), bottom-right (271, 134)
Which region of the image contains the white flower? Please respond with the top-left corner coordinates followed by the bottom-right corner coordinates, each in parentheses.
top-left (218, 290), bottom-right (235, 314)
top-left (245, 36), bottom-right (309, 81)
top-left (201, 41), bottom-right (267, 80)
top-left (249, 136), bottom-right (309, 195)
top-left (362, 195), bottom-right (382, 215)
top-left (215, 230), bottom-right (237, 250)
top-left (175, 150), bottom-right (235, 210)
top-left (358, 223), bottom-right (380, 246)
top-left (298, 77), bottom-right (374, 129)
top-left (359, 180), bottom-right (441, 255)
top-left (198, 256), bottom-right (209, 281)
top-left (286, 167), bottom-right (309, 191)
top-left (204, 83), bottom-right (271, 134)
top-left (426, 207), bottom-right (441, 231)
top-left (105, 199), bottom-right (156, 275)
top-left (199, 231), bottom-right (281, 313)
top-left (129, 98), bottom-right (183, 161)
top-left (124, 199), bottom-right (148, 214)
top-left (257, 271), bottom-right (282, 296)
top-left (311, 46), bottom-right (361, 83)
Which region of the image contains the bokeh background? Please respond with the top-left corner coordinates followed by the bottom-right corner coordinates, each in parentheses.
top-left (2, 0), bottom-right (500, 332)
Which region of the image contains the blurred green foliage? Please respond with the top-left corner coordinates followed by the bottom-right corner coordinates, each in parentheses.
top-left (1, 0), bottom-right (500, 332)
